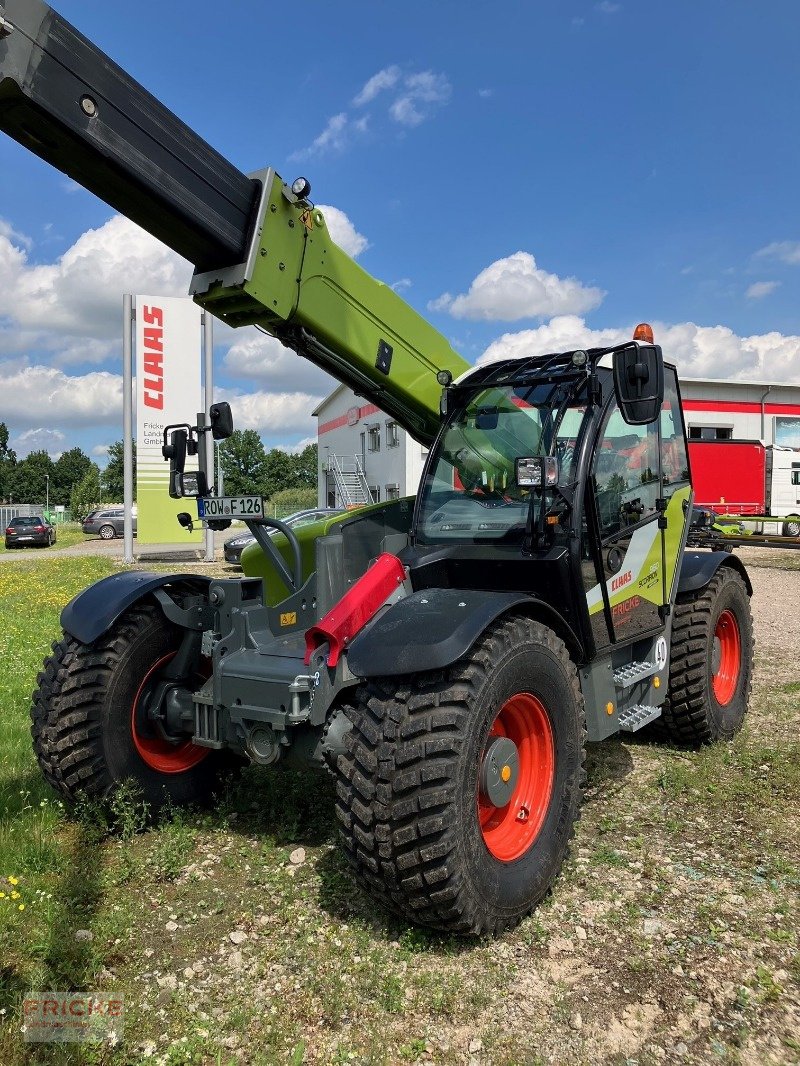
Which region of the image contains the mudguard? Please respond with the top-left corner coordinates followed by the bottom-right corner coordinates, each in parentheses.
top-left (347, 587), bottom-right (538, 678)
top-left (677, 551), bottom-right (752, 597)
top-left (61, 571), bottom-right (211, 645)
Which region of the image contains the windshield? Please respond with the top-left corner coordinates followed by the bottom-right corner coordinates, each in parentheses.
top-left (416, 380), bottom-right (588, 544)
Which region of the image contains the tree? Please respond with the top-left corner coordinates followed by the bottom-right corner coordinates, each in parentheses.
top-left (219, 430), bottom-right (269, 497)
top-left (102, 440), bottom-right (136, 502)
top-left (52, 447), bottom-right (96, 507)
top-left (0, 422), bottom-right (17, 500)
top-left (262, 448), bottom-right (295, 499)
top-left (70, 468), bottom-right (102, 522)
top-left (292, 443), bottom-right (317, 488)
top-left (7, 450), bottom-right (55, 504)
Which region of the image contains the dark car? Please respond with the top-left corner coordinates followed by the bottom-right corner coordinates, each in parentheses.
top-left (82, 507), bottom-right (137, 540)
top-left (223, 508), bottom-right (346, 566)
top-left (5, 515), bottom-right (56, 549)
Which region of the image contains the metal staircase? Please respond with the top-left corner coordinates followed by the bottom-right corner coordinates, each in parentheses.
top-left (329, 453), bottom-right (372, 508)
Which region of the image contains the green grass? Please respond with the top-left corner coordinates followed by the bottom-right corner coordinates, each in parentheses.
top-left (0, 555), bottom-right (797, 1064)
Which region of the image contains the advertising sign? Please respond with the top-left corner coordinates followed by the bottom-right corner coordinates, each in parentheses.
top-left (135, 296), bottom-right (202, 544)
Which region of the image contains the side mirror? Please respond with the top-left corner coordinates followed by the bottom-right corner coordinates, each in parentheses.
top-left (166, 428), bottom-right (188, 499)
top-left (210, 402), bottom-right (234, 441)
top-left (612, 343), bottom-right (664, 426)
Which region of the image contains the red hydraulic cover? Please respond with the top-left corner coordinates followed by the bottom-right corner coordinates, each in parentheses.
top-left (304, 553), bottom-right (406, 668)
top-left (688, 440), bottom-right (766, 514)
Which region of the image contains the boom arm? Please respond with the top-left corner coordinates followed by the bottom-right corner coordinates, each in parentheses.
top-left (0, 0), bottom-right (468, 446)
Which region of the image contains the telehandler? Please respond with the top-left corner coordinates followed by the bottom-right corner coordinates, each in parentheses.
top-left (0, 0), bottom-right (753, 933)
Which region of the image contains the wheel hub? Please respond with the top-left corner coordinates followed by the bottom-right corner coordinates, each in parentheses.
top-left (479, 735), bottom-right (519, 808)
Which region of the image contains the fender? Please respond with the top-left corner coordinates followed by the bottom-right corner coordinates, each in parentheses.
top-left (677, 551), bottom-right (752, 598)
top-left (61, 571), bottom-right (211, 645)
top-left (347, 587), bottom-right (577, 678)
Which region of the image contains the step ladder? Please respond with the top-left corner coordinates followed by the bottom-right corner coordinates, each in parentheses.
top-left (618, 704), bottom-right (662, 732)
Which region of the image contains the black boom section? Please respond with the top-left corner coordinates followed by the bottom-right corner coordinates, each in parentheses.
top-left (0, 0), bottom-right (259, 270)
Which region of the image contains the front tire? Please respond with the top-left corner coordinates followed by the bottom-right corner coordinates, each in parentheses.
top-left (31, 602), bottom-right (232, 811)
top-left (658, 566), bottom-right (753, 745)
top-left (335, 616), bottom-right (586, 935)
top-left (98, 524), bottom-right (116, 540)
top-left (782, 515), bottom-right (800, 538)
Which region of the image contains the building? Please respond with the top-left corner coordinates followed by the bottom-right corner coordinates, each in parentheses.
top-left (313, 384), bottom-right (430, 508)
top-left (314, 378), bottom-right (800, 508)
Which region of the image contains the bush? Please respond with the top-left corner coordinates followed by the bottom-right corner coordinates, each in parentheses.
top-left (268, 487), bottom-right (317, 517)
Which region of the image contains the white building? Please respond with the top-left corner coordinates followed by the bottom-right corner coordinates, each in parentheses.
top-left (313, 385), bottom-right (430, 508)
top-left (314, 378), bottom-right (800, 508)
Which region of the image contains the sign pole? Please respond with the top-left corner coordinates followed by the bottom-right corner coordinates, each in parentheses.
top-left (203, 311), bottom-right (215, 562)
top-left (122, 294), bottom-right (135, 565)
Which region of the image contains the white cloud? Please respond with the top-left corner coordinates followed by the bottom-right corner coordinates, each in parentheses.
top-left (277, 436), bottom-right (317, 454)
top-left (391, 277), bottom-right (412, 293)
top-left (224, 329), bottom-right (336, 393)
top-left (0, 364), bottom-right (122, 427)
top-left (289, 113), bottom-right (350, 161)
top-left (213, 388), bottom-right (324, 435)
top-left (755, 240), bottom-right (800, 265)
top-left (317, 205), bottom-right (369, 257)
top-left (0, 215), bottom-right (191, 341)
top-left (478, 88), bottom-right (493, 99)
top-left (478, 314), bottom-right (800, 382)
top-left (389, 71), bottom-right (451, 127)
top-left (430, 252), bottom-right (605, 321)
top-left (13, 427), bottom-right (66, 457)
top-left (0, 219), bottom-right (32, 251)
top-left (595, 1), bottom-right (621, 12)
top-left (746, 280), bottom-right (780, 300)
top-left (92, 443), bottom-right (111, 458)
top-left (353, 66), bottom-right (401, 107)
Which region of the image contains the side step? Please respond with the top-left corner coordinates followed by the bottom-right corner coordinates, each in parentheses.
top-left (614, 660), bottom-right (658, 690)
top-left (618, 704), bottom-right (662, 732)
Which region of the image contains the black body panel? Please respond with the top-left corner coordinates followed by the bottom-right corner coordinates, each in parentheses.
top-left (61, 571), bottom-right (210, 645)
top-left (347, 588), bottom-right (535, 677)
top-left (0, 0), bottom-right (258, 270)
top-left (400, 542), bottom-right (587, 657)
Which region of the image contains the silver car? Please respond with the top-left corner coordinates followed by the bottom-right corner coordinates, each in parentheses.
top-left (82, 508), bottom-right (137, 540)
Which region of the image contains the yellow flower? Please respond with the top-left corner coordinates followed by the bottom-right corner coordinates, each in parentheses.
top-left (10, 891), bottom-right (20, 900)
top-left (7, 876), bottom-right (18, 886)
top-left (18, 904), bottom-right (24, 911)
top-left (0, 892), bottom-right (5, 899)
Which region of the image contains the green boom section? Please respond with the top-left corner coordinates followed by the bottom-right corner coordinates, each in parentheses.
top-left (191, 174), bottom-right (469, 448)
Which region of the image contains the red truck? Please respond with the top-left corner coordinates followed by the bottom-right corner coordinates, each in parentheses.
top-left (688, 439), bottom-right (800, 535)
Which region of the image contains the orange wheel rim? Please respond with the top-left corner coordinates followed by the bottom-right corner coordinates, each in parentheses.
top-left (478, 693), bottom-right (554, 862)
top-left (131, 652), bottom-right (209, 774)
top-left (712, 609), bottom-right (741, 706)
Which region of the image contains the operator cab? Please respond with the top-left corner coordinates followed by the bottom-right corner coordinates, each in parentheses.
top-left (409, 331), bottom-right (691, 663)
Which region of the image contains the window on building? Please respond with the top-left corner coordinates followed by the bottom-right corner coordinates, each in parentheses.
top-left (386, 421), bottom-right (399, 448)
top-left (369, 486), bottom-right (381, 504)
top-left (367, 425), bottom-right (380, 452)
top-left (385, 484), bottom-right (400, 500)
top-left (688, 425), bottom-right (733, 440)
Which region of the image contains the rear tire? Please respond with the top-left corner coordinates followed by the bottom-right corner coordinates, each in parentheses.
top-left (98, 524), bottom-right (116, 540)
top-left (31, 602), bottom-right (233, 811)
top-left (657, 567), bottom-right (753, 746)
top-left (335, 616), bottom-right (586, 935)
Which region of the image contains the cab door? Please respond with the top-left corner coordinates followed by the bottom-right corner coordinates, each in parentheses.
top-left (585, 399), bottom-right (664, 649)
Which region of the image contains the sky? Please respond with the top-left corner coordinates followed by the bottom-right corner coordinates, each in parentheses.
top-left (0, 0), bottom-right (798, 463)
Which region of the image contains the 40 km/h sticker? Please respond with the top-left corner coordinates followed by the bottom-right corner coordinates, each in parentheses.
top-left (198, 496), bottom-right (264, 519)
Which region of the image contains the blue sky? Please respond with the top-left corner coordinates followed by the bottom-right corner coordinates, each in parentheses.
top-left (1, 0), bottom-right (798, 462)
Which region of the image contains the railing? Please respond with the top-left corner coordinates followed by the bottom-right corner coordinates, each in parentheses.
top-left (328, 454), bottom-right (372, 508)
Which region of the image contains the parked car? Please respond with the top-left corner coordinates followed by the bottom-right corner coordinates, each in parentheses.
top-left (5, 515), bottom-right (56, 549)
top-left (82, 507), bottom-right (137, 540)
top-left (223, 508), bottom-right (346, 565)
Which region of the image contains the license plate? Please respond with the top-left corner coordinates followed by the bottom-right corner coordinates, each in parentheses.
top-left (198, 495), bottom-right (264, 519)
top-left (18, 536), bottom-right (33, 541)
